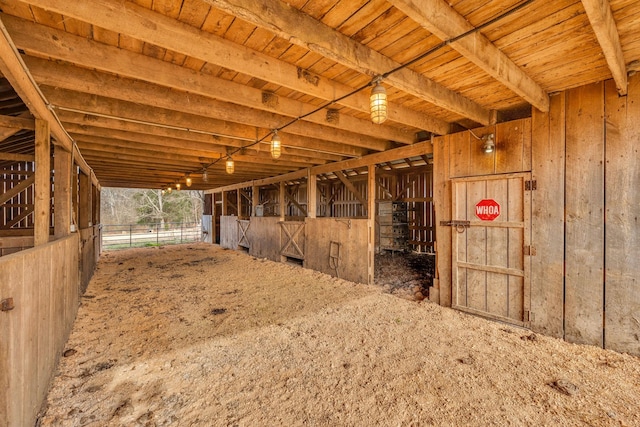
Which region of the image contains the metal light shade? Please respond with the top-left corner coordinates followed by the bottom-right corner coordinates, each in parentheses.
top-left (185, 175), bottom-right (192, 187)
top-left (167, 186), bottom-right (172, 194)
top-left (482, 134), bottom-right (495, 154)
top-left (270, 131), bottom-right (282, 159)
top-left (370, 81), bottom-right (388, 124)
top-left (176, 183), bottom-right (181, 191)
top-left (225, 157), bottom-right (235, 174)
top-left (202, 169), bottom-right (208, 183)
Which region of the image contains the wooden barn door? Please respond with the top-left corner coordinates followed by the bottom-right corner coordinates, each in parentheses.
top-left (280, 221), bottom-right (305, 260)
top-left (237, 219), bottom-right (250, 249)
top-left (451, 173), bottom-right (532, 327)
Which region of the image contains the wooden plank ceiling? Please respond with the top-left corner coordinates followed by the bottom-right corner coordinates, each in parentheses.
top-left (0, 0), bottom-right (638, 190)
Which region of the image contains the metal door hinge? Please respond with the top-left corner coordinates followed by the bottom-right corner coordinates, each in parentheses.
top-left (440, 220), bottom-right (470, 227)
top-left (1, 297), bottom-right (15, 312)
top-left (525, 310), bottom-right (534, 322)
top-left (525, 180), bottom-right (537, 191)
top-left (524, 245), bottom-right (537, 256)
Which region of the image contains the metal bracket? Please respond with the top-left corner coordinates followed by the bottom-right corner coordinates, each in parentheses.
top-left (1, 297), bottom-right (15, 312)
top-left (440, 220), bottom-right (470, 233)
top-left (525, 180), bottom-right (537, 191)
top-left (524, 245), bottom-right (537, 256)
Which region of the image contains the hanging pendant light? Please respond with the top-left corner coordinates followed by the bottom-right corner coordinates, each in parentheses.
top-left (370, 76), bottom-right (388, 124)
top-left (167, 186), bottom-right (172, 194)
top-left (176, 182), bottom-right (181, 191)
top-left (202, 168), bottom-right (208, 183)
top-left (185, 173), bottom-right (192, 187)
top-left (225, 156), bottom-right (235, 174)
top-left (161, 189), bottom-right (166, 196)
top-left (270, 130), bottom-right (282, 159)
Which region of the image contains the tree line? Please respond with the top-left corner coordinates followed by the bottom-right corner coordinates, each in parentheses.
top-left (101, 188), bottom-right (203, 225)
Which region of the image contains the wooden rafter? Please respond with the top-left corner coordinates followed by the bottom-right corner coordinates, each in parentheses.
top-left (580, 0), bottom-right (628, 95)
top-left (15, 0), bottom-right (450, 134)
top-left (202, 0), bottom-right (490, 125)
top-left (388, 0), bottom-right (549, 112)
top-left (26, 57), bottom-right (390, 152)
top-left (334, 170), bottom-right (368, 209)
top-left (4, 15), bottom-right (416, 145)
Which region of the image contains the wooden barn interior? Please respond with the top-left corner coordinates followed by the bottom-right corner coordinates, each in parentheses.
top-left (0, 0), bottom-right (639, 424)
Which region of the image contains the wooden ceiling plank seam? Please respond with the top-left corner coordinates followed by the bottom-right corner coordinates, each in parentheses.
top-left (388, 0), bottom-right (549, 112)
top-left (13, 0), bottom-right (449, 134)
top-left (203, 0), bottom-right (491, 124)
top-left (580, 0), bottom-right (628, 95)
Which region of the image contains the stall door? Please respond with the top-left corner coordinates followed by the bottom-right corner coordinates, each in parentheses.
top-left (451, 173), bottom-right (532, 326)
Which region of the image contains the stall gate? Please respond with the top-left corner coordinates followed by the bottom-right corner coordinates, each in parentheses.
top-left (451, 173), bottom-right (532, 327)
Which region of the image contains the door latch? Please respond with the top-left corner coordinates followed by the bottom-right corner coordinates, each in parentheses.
top-left (440, 220), bottom-right (470, 233)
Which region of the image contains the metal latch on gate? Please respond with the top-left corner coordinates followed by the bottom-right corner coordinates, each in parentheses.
top-left (440, 220), bottom-right (470, 233)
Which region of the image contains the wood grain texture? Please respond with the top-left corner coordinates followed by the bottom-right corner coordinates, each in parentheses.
top-left (604, 75), bottom-right (640, 354)
top-left (564, 82), bottom-right (605, 347)
top-left (433, 134), bottom-right (451, 306)
top-left (530, 93), bottom-right (566, 338)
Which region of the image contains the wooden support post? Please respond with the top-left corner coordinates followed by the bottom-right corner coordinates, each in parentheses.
top-left (367, 165), bottom-right (376, 285)
top-left (252, 185), bottom-right (260, 216)
top-left (34, 118), bottom-right (50, 246)
top-left (279, 181), bottom-right (286, 220)
top-left (78, 172), bottom-right (91, 229)
top-left (307, 170), bottom-right (317, 218)
top-left (222, 191), bottom-right (228, 216)
top-left (54, 145), bottom-right (72, 238)
top-left (71, 164), bottom-right (78, 230)
top-left (237, 188), bottom-right (242, 219)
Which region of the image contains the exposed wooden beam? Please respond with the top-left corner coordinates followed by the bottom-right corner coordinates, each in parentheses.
top-left (0, 152), bottom-right (34, 162)
top-left (2, 15), bottom-right (419, 144)
top-left (34, 118), bottom-right (50, 246)
top-left (209, 139), bottom-right (434, 193)
top-left (0, 112), bottom-right (34, 130)
top-left (334, 170), bottom-right (367, 208)
top-left (202, 0), bottom-right (490, 124)
top-left (26, 57), bottom-right (390, 152)
top-left (581, 0), bottom-right (627, 95)
top-left (388, 0), bottom-right (549, 112)
top-left (0, 174), bottom-right (34, 205)
top-left (284, 187), bottom-right (307, 217)
top-left (11, 0), bottom-right (449, 133)
top-left (0, 16), bottom-right (72, 151)
top-left (55, 108), bottom-right (365, 159)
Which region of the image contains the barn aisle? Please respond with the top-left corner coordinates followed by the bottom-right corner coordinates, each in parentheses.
top-left (40, 244), bottom-right (640, 426)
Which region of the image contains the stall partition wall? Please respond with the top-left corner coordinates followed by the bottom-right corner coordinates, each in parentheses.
top-left (0, 234), bottom-right (81, 426)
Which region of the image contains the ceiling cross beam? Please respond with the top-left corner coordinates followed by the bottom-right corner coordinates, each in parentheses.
top-left (14, 0), bottom-right (450, 134)
top-left (388, 0), bottom-right (550, 112)
top-left (203, 0), bottom-right (491, 125)
top-left (580, 0), bottom-right (628, 95)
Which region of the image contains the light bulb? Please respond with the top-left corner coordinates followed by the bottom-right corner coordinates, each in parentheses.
top-left (202, 169), bottom-right (208, 183)
top-left (225, 157), bottom-right (235, 174)
top-left (370, 79), bottom-right (388, 124)
top-left (167, 186), bottom-right (172, 194)
top-left (176, 183), bottom-right (181, 190)
top-left (270, 130), bottom-right (282, 159)
top-left (185, 175), bottom-right (192, 187)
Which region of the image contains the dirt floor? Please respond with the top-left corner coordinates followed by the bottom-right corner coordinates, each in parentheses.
top-left (375, 251), bottom-right (434, 300)
top-left (40, 243), bottom-right (640, 426)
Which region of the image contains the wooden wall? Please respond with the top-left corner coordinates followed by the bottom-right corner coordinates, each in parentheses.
top-left (246, 216), bottom-right (281, 261)
top-left (529, 75), bottom-right (640, 355)
top-left (0, 234), bottom-right (80, 427)
top-left (435, 75), bottom-right (640, 356)
top-left (305, 218), bottom-right (369, 284)
top-left (220, 215), bottom-right (238, 250)
top-left (79, 225), bottom-right (100, 293)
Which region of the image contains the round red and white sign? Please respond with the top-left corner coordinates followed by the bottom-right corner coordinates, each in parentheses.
top-left (475, 199), bottom-right (501, 221)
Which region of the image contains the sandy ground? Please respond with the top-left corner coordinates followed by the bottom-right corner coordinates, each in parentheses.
top-left (40, 243), bottom-right (640, 426)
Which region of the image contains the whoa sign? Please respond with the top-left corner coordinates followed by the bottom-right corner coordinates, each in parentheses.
top-left (475, 199), bottom-right (501, 221)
